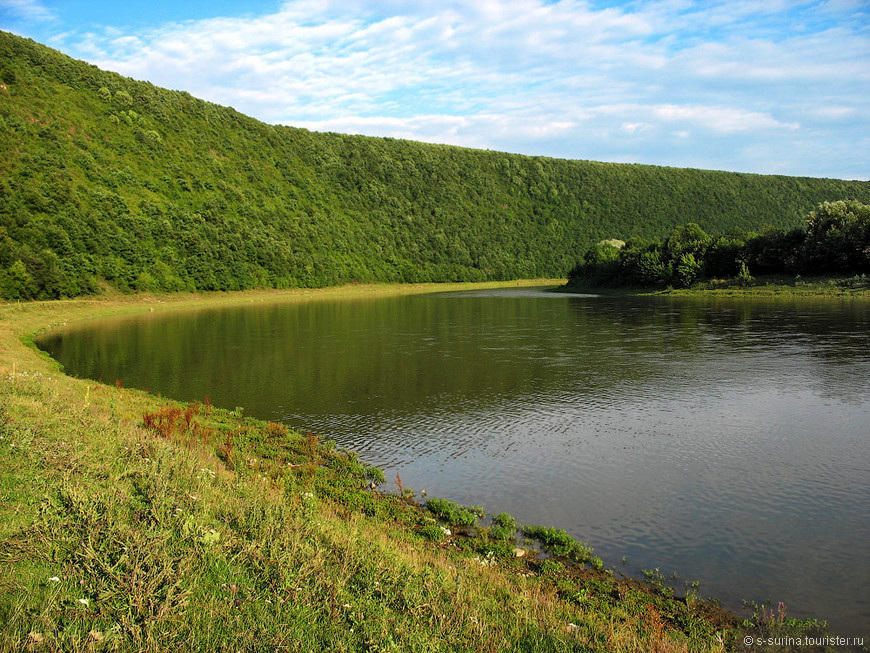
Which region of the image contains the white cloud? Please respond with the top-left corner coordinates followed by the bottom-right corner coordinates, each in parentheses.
top-left (650, 104), bottom-right (800, 133)
top-left (0, 0), bottom-right (54, 22)
top-left (38, 0), bottom-right (870, 178)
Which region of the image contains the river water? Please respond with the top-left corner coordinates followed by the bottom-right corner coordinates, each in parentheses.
top-left (37, 287), bottom-right (870, 635)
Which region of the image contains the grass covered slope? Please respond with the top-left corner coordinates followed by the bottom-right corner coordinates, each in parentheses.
top-left (2, 30), bottom-right (870, 299)
top-left (0, 285), bottom-right (762, 652)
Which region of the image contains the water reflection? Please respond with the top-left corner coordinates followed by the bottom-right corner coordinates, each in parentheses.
top-left (37, 289), bottom-right (870, 635)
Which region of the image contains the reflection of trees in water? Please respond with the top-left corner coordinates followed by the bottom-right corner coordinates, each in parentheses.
top-left (38, 293), bottom-right (870, 418)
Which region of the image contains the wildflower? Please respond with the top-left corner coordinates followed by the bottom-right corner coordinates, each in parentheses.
top-left (49, 577), bottom-right (60, 582)
top-left (78, 598), bottom-right (89, 606)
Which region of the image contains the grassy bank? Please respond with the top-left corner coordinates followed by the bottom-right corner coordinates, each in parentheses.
top-left (561, 274), bottom-right (870, 298)
top-left (0, 283), bottom-right (834, 652)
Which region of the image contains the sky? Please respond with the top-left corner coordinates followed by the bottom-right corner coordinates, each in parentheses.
top-left (2, 0), bottom-right (868, 179)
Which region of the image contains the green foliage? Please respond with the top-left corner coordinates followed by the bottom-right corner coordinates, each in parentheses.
top-left (568, 200), bottom-right (870, 289)
top-left (1, 30), bottom-right (869, 301)
top-left (424, 497), bottom-right (484, 527)
top-left (522, 525), bottom-right (601, 568)
top-left (676, 253), bottom-right (702, 288)
top-left (489, 512), bottom-right (518, 541)
top-left (417, 521), bottom-right (448, 542)
top-left (803, 199), bottom-right (870, 272)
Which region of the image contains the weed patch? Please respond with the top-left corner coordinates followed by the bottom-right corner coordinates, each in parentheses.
top-left (425, 497), bottom-right (484, 527)
top-left (523, 525), bottom-right (604, 570)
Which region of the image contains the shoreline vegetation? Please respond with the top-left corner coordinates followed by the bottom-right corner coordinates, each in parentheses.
top-left (0, 282), bottom-right (850, 652)
top-left (562, 201), bottom-right (870, 299)
top-left (560, 274), bottom-right (870, 299)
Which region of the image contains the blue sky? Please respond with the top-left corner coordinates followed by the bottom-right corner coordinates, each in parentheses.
top-left (2, 0), bottom-right (868, 179)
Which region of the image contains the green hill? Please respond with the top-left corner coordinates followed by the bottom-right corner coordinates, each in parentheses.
top-left (1, 30), bottom-right (868, 300)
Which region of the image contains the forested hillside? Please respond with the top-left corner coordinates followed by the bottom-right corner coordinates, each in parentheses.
top-left (2, 31), bottom-right (868, 299)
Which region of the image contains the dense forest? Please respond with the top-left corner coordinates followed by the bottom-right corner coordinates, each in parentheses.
top-left (566, 200), bottom-right (870, 289)
top-left (1, 31), bottom-right (869, 300)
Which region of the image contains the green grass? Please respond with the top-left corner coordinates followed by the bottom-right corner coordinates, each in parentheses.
top-left (0, 283), bottom-right (835, 652)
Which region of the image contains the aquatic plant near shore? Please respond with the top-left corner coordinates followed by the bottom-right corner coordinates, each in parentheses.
top-left (425, 497), bottom-right (484, 527)
top-left (523, 525), bottom-right (604, 569)
top-left (489, 512), bottom-right (518, 541)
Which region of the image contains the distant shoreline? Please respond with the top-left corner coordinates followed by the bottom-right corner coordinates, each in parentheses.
top-left (558, 274), bottom-right (870, 298)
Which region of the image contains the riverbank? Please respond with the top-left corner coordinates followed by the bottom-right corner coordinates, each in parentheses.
top-left (560, 274), bottom-right (870, 298)
top-left (0, 283), bottom-right (841, 652)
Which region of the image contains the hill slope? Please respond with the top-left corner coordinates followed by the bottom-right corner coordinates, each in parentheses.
top-left (1, 30), bottom-right (869, 299)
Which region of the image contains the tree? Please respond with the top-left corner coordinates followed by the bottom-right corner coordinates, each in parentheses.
top-left (802, 200), bottom-right (870, 273)
top-left (1, 260), bottom-right (36, 299)
top-left (676, 253), bottom-right (702, 287)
